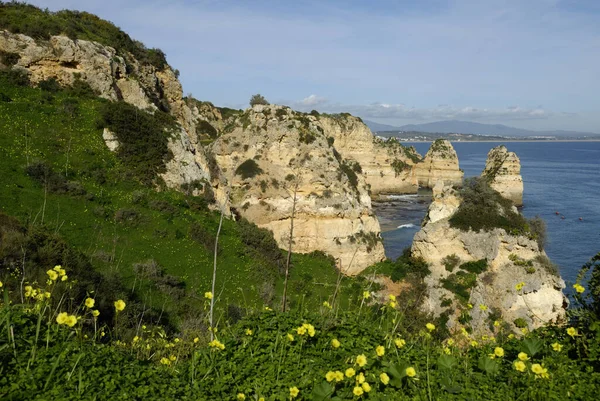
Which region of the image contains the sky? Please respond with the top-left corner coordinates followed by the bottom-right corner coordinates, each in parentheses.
top-left (22, 0), bottom-right (600, 132)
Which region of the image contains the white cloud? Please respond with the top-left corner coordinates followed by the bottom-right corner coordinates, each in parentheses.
top-left (300, 94), bottom-right (327, 107)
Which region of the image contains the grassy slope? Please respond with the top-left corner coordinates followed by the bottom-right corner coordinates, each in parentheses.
top-left (0, 76), bottom-right (360, 327)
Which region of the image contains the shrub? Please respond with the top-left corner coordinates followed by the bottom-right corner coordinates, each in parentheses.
top-left (0, 68), bottom-right (29, 86)
top-left (38, 77), bottom-right (61, 92)
top-left (340, 161), bottom-right (359, 192)
top-left (0, 50), bottom-right (20, 66)
top-left (391, 159), bottom-right (409, 176)
top-left (528, 215), bottom-right (547, 250)
top-left (189, 222), bottom-right (216, 252)
top-left (237, 218), bottom-right (283, 268)
top-left (449, 177), bottom-right (528, 234)
top-left (249, 94), bottom-right (269, 106)
top-left (196, 119), bottom-right (218, 140)
top-left (99, 101), bottom-right (174, 185)
top-left (441, 271), bottom-right (477, 304)
top-left (459, 259), bottom-right (488, 274)
top-left (442, 254), bottom-right (460, 272)
top-left (235, 159), bottom-right (263, 179)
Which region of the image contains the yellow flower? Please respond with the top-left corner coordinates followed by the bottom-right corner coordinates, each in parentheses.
top-left (331, 338), bottom-right (341, 348)
top-left (204, 291), bottom-right (213, 300)
top-left (296, 326), bottom-right (307, 336)
top-left (479, 304), bottom-right (488, 311)
top-left (362, 291), bottom-right (370, 299)
top-left (208, 339), bottom-right (225, 350)
top-left (447, 339), bottom-right (454, 346)
top-left (24, 285), bottom-right (34, 298)
top-left (515, 281), bottom-right (525, 291)
top-left (353, 386), bottom-right (364, 397)
top-left (470, 340), bottom-right (478, 347)
top-left (361, 382), bottom-right (371, 392)
top-left (493, 320), bottom-right (500, 327)
top-left (508, 333), bottom-right (515, 339)
top-left (389, 294), bottom-right (396, 301)
top-left (169, 354), bottom-right (177, 361)
top-left (380, 372), bottom-right (390, 385)
top-left (357, 372), bottom-right (365, 384)
top-left (567, 327), bottom-right (578, 338)
top-left (323, 301), bottom-right (332, 309)
top-left (245, 328), bottom-right (253, 336)
top-left (61, 275), bottom-right (68, 282)
top-left (133, 336), bottom-right (139, 343)
top-left (333, 371), bottom-right (344, 382)
top-left (114, 299), bottom-right (126, 312)
top-left (518, 352), bottom-right (529, 361)
top-left (325, 371), bottom-right (336, 382)
top-left (389, 301), bottom-right (397, 308)
top-left (160, 357), bottom-right (171, 365)
top-left (467, 303), bottom-right (473, 309)
top-left (405, 367), bottom-right (416, 378)
top-left (394, 338), bottom-right (406, 348)
top-left (513, 360), bottom-right (526, 372)
top-left (289, 387), bottom-right (299, 398)
top-left (47, 269), bottom-right (58, 281)
top-left (287, 333), bottom-right (295, 342)
top-left (259, 398), bottom-right (265, 401)
top-left (444, 347), bottom-right (451, 355)
top-left (92, 310), bottom-right (100, 317)
top-left (304, 323), bottom-right (316, 337)
top-left (551, 342), bottom-right (563, 352)
top-left (356, 354), bottom-right (367, 367)
top-left (573, 283), bottom-right (585, 294)
top-left (194, 337), bottom-right (199, 344)
top-left (0, 281), bottom-right (3, 287)
top-left (494, 347), bottom-right (504, 358)
top-left (56, 312), bottom-right (68, 325)
top-left (376, 345), bottom-right (385, 357)
top-left (237, 393), bottom-right (245, 401)
top-left (531, 363), bottom-right (549, 379)
top-left (426, 323), bottom-right (436, 331)
top-left (174, 338), bottom-right (180, 343)
top-left (345, 368), bottom-right (356, 378)
top-left (85, 298), bottom-right (95, 308)
top-left (65, 315), bottom-right (77, 327)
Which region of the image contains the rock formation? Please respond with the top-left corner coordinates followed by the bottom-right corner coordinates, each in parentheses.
top-left (0, 30), bottom-right (222, 199)
top-left (414, 139), bottom-right (463, 188)
top-left (411, 184), bottom-right (566, 335)
top-left (318, 114), bottom-right (421, 195)
top-left (482, 145), bottom-right (524, 206)
top-left (210, 105), bottom-right (385, 274)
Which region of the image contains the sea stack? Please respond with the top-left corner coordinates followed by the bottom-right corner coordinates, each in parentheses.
top-left (482, 145), bottom-right (524, 206)
top-left (411, 180), bottom-right (566, 335)
top-left (415, 139), bottom-right (463, 188)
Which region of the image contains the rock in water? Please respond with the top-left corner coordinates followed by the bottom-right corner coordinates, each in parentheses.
top-left (414, 139), bottom-right (463, 189)
top-left (482, 145), bottom-right (524, 206)
top-left (411, 183), bottom-right (566, 335)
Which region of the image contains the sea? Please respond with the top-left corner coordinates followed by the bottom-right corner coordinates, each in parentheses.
top-left (373, 141), bottom-right (600, 285)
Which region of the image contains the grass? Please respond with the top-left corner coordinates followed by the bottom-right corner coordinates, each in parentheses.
top-left (0, 72), bottom-right (360, 331)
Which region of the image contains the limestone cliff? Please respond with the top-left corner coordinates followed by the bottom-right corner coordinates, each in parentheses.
top-left (318, 114), bottom-right (421, 195)
top-left (0, 30), bottom-right (220, 198)
top-left (482, 145), bottom-right (524, 206)
top-left (411, 185), bottom-right (566, 335)
top-left (210, 105), bottom-right (385, 274)
top-left (414, 139), bottom-right (463, 188)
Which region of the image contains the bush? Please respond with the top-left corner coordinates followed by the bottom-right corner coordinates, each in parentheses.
top-left (441, 271), bottom-right (477, 304)
top-left (0, 50), bottom-right (20, 66)
top-left (38, 77), bottom-right (61, 92)
top-left (196, 119), bottom-right (218, 140)
top-left (442, 254), bottom-right (460, 272)
top-left (449, 177), bottom-right (528, 234)
top-left (99, 101), bottom-right (174, 185)
top-left (0, 68), bottom-right (29, 86)
top-left (459, 259), bottom-right (488, 274)
top-left (391, 159), bottom-right (409, 176)
top-left (528, 216), bottom-right (547, 250)
top-left (237, 218), bottom-right (283, 267)
top-left (189, 222), bottom-right (216, 252)
top-left (235, 159), bottom-right (263, 179)
top-left (249, 94), bottom-right (269, 106)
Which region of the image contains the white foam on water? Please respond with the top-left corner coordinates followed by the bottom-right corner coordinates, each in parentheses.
top-left (397, 223), bottom-right (416, 229)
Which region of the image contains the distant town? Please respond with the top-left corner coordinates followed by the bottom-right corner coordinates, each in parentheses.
top-left (375, 130), bottom-right (600, 142)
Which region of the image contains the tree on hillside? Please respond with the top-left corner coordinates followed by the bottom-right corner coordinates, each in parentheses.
top-left (249, 94), bottom-right (269, 106)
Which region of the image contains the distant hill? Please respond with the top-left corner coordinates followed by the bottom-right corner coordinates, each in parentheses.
top-left (363, 120), bottom-right (402, 132)
top-left (365, 119), bottom-right (599, 138)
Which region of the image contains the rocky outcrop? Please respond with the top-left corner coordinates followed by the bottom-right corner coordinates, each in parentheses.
top-left (211, 105), bottom-right (385, 274)
top-left (414, 139), bottom-right (463, 188)
top-left (318, 115), bottom-right (421, 195)
top-left (482, 145), bottom-right (524, 206)
top-left (0, 30), bottom-right (221, 199)
top-left (411, 187), bottom-right (566, 335)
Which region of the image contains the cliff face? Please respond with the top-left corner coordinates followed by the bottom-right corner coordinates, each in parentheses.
top-left (414, 139), bottom-right (463, 188)
top-left (482, 145), bottom-right (524, 206)
top-left (411, 186), bottom-right (566, 335)
top-left (319, 115), bottom-right (420, 195)
top-left (210, 105), bottom-right (385, 274)
top-left (0, 31), bottom-right (222, 198)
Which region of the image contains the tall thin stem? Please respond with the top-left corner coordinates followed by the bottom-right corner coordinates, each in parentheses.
top-left (282, 181), bottom-right (298, 312)
top-left (209, 194), bottom-right (227, 340)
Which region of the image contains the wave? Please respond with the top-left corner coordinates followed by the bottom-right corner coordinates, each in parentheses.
top-left (384, 194), bottom-right (419, 201)
top-left (397, 223), bottom-right (416, 229)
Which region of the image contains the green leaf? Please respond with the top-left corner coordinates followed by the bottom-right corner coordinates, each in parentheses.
top-left (522, 338), bottom-right (543, 357)
top-left (311, 381), bottom-right (335, 401)
top-left (437, 354), bottom-right (457, 370)
top-left (477, 356), bottom-right (499, 376)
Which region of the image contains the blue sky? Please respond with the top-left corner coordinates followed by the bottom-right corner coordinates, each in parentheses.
top-left (24, 0), bottom-right (600, 132)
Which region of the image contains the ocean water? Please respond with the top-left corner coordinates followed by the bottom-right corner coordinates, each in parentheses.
top-left (374, 141), bottom-right (600, 285)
